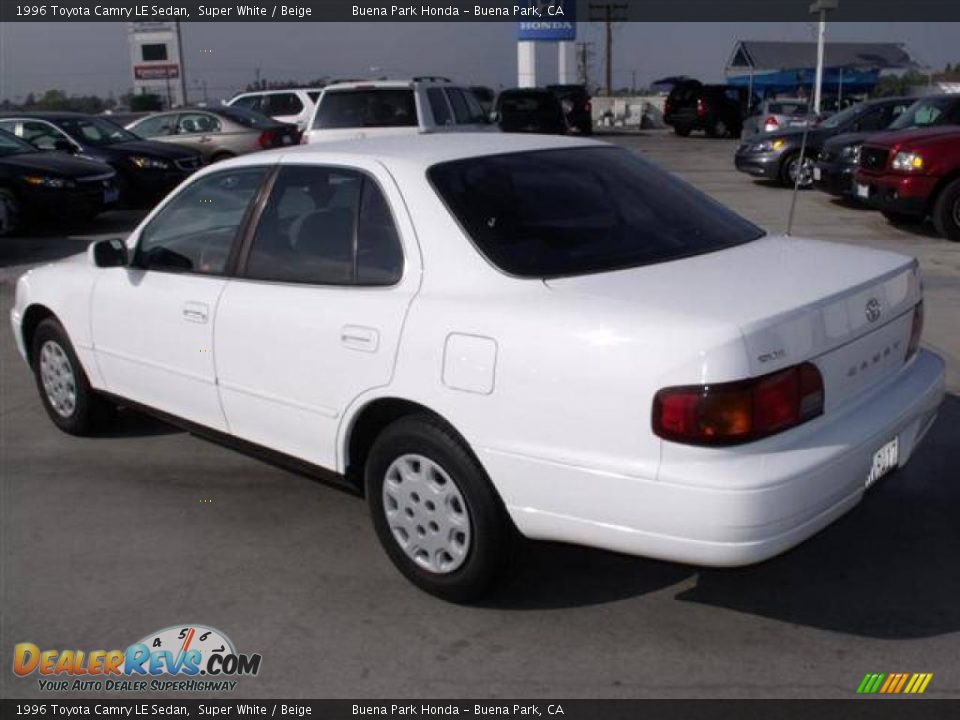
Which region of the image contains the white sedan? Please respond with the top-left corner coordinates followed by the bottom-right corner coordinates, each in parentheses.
top-left (11, 134), bottom-right (945, 601)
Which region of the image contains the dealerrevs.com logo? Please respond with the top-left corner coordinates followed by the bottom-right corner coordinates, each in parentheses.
top-left (13, 625), bottom-right (262, 693)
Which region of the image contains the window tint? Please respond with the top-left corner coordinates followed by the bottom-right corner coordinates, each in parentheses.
top-left (57, 117), bottom-right (138, 146)
top-left (447, 88), bottom-right (482, 124)
top-left (855, 108), bottom-right (887, 132)
top-left (177, 113), bottom-right (221, 134)
top-left (428, 88), bottom-right (453, 126)
top-left (357, 180), bottom-right (403, 285)
top-left (132, 114), bottom-right (176, 137)
top-left (887, 98), bottom-right (954, 130)
top-left (314, 89), bottom-right (418, 129)
top-left (245, 166), bottom-right (362, 285)
top-left (11, 121), bottom-right (67, 150)
top-left (137, 168), bottom-right (267, 275)
top-left (231, 95), bottom-right (262, 113)
top-left (266, 93), bottom-right (304, 116)
top-left (429, 147), bottom-right (765, 278)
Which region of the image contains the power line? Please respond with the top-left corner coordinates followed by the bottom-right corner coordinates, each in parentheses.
top-left (589, 3), bottom-right (628, 96)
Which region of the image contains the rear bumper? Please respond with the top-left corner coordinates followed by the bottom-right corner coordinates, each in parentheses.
top-left (854, 171), bottom-right (938, 218)
top-left (484, 350), bottom-right (945, 566)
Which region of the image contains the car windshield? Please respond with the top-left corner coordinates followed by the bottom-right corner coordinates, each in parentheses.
top-left (819, 102), bottom-right (866, 128)
top-left (57, 117), bottom-right (138, 146)
top-left (429, 147), bottom-right (766, 278)
top-left (314, 88), bottom-right (418, 129)
top-left (0, 128), bottom-right (38, 156)
top-left (216, 106), bottom-right (280, 128)
top-left (887, 97), bottom-right (954, 130)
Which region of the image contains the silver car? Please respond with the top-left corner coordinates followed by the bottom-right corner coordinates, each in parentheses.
top-left (741, 98), bottom-right (812, 139)
top-left (127, 107), bottom-right (299, 163)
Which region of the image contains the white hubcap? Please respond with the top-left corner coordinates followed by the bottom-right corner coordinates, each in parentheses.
top-left (39, 341), bottom-right (77, 418)
top-left (382, 454), bottom-right (471, 574)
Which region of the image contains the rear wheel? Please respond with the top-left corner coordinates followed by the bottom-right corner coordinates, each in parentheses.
top-left (0, 188), bottom-right (21, 237)
top-left (673, 126), bottom-right (691, 137)
top-left (31, 318), bottom-right (113, 435)
top-left (707, 119), bottom-right (729, 138)
top-left (932, 178), bottom-right (960, 242)
top-left (365, 415), bottom-right (512, 602)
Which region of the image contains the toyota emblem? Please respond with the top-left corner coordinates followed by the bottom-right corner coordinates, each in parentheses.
top-left (865, 298), bottom-right (882, 323)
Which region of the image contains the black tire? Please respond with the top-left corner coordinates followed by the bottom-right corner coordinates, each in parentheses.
top-left (365, 414), bottom-right (513, 602)
top-left (932, 177), bottom-right (960, 242)
top-left (881, 209), bottom-right (920, 226)
top-left (673, 126), bottom-right (691, 137)
top-left (707, 119), bottom-right (729, 138)
top-left (779, 153), bottom-right (814, 188)
top-left (0, 187), bottom-right (21, 237)
top-left (31, 318), bottom-right (113, 435)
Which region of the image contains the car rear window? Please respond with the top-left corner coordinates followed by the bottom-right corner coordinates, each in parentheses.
top-left (217, 106), bottom-right (280, 128)
top-left (314, 88), bottom-right (418, 129)
top-left (428, 147), bottom-right (765, 278)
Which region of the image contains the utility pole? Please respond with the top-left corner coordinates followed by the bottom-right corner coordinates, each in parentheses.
top-left (575, 41), bottom-right (595, 88)
top-left (809, 0), bottom-right (838, 114)
top-left (589, 3), bottom-right (628, 96)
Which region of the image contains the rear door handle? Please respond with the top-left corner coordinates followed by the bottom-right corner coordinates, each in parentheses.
top-left (341, 325), bottom-right (379, 352)
top-left (182, 302), bottom-right (209, 323)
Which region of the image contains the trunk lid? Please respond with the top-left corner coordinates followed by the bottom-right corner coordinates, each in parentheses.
top-left (545, 235), bottom-right (921, 412)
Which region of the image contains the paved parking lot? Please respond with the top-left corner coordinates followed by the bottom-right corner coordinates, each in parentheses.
top-left (2, 131), bottom-right (958, 699)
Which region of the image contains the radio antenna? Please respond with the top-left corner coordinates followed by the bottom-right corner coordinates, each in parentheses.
top-left (785, 91), bottom-right (815, 237)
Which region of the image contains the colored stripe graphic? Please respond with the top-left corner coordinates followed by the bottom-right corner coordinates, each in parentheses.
top-left (857, 673), bottom-right (933, 694)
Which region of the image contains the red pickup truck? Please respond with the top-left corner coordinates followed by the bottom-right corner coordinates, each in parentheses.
top-left (854, 126), bottom-right (960, 241)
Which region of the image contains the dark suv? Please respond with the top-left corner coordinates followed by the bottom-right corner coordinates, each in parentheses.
top-left (664, 80), bottom-right (753, 138)
top-left (547, 84), bottom-right (592, 134)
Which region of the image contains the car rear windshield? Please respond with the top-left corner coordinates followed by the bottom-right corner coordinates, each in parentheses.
top-left (216, 106), bottom-right (280, 128)
top-left (429, 147), bottom-right (765, 278)
top-left (313, 88), bottom-right (418, 129)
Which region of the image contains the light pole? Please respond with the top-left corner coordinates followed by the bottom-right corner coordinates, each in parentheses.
top-left (810, 0), bottom-right (838, 115)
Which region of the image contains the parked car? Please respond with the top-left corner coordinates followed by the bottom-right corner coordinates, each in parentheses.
top-left (469, 86), bottom-right (496, 115)
top-left (663, 80), bottom-right (753, 138)
top-left (11, 134), bottom-right (944, 601)
top-left (227, 88), bottom-right (323, 132)
top-left (494, 89), bottom-right (567, 134)
top-left (547, 84), bottom-right (593, 134)
top-left (735, 97), bottom-right (914, 188)
top-left (741, 97), bottom-right (811, 140)
top-left (0, 112), bottom-right (201, 205)
top-left (126, 107), bottom-right (300, 163)
top-left (304, 79), bottom-right (490, 144)
top-left (854, 126), bottom-right (960, 240)
top-left (815, 95), bottom-right (960, 197)
top-left (0, 128), bottom-right (118, 236)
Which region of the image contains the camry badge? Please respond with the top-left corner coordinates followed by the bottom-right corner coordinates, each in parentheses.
top-left (865, 298), bottom-right (882, 323)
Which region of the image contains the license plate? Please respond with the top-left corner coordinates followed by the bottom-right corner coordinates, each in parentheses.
top-left (103, 188), bottom-right (119, 204)
top-left (856, 182), bottom-right (870, 199)
top-left (813, 166), bottom-right (822, 181)
top-left (281, 135), bottom-right (292, 145)
top-left (866, 437), bottom-right (899, 488)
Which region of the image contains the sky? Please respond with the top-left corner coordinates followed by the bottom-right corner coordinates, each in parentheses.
top-left (0, 21), bottom-right (957, 103)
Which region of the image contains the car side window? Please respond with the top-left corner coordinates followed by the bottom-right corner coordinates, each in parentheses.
top-left (267, 93), bottom-right (304, 116)
top-left (854, 108), bottom-right (886, 132)
top-left (137, 168), bottom-right (268, 275)
top-left (245, 165), bottom-right (362, 285)
top-left (134, 114), bottom-right (176, 137)
top-left (357, 178), bottom-right (404, 285)
top-left (18, 121), bottom-right (68, 150)
top-left (177, 113), bottom-right (221, 134)
top-left (447, 88), bottom-right (486, 124)
top-left (231, 95), bottom-right (262, 113)
top-left (427, 88), bottom-right (453, 126)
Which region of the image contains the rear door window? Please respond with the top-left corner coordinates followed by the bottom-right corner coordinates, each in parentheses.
top-left (231, 95), bottom-right (263, 113)
top-left (447, 88), bottom-right (486, 124)
top-left (132, 114), bottom-right (177, 137)
top-left (266, 93), bottom-right (304, 116)
top-left (314, 89), bottom-right (418, 129)
top-left (427, 88), bottom-right (453, 126)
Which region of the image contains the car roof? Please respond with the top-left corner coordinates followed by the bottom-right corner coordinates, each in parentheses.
top-left (0, 111), bottom-right (92, 120)
top-left (322, 78), bottom-right (455, 92)
top-left (232, 132), bottom-right (603, 168)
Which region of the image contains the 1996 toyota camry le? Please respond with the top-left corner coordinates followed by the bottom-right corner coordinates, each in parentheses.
top-left (11, 134), bottom-right (945, 600)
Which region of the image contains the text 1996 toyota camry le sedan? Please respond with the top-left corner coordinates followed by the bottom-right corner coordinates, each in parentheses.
top-left (11, 134), bottom-right (945, 601)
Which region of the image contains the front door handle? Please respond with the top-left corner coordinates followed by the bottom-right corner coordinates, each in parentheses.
top-left (341, 325), bottom-right (379, 352)
top-left (182, 302), bottom-right (209, 323)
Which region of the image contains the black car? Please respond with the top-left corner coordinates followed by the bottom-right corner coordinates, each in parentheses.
top-left (664, 80), bottom-right (753, 138)
top-left (494, 89), bottom-right (568, 135)
top-left (469, 86), bottom-right (496, 115)
top-left (734, 97), bottom-right (915, 188)
top-left (0, 112), bottom-right (201, 206)
top-left (814, 95), bottom-right (960, 196)
top-left (547, 84), bottom-right (593, 134)
top-left (0, 128), bottom-right (119, 237)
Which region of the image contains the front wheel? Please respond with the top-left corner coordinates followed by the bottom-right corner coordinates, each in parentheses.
top-left (31, 318), bottom-right (113, 435)
top-left (365, 415), bottom-right (512, 602)
top-left (0, 188), bottom-right (21, 237)
top-left (780, 153), bottom-right (814, 188)
top-left (932, 178), bottom-right (960, 242)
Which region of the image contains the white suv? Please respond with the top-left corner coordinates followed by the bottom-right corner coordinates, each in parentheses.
top-left (304, 78), bottom-right (491, 144)
top-left (227, 88), bottom-right (323, 132)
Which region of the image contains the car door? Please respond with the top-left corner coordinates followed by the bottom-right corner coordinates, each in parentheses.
top-left (167, 112), bottom-right (221, 161)
top-left (90, 165), bottom-right (270, 431)
top-left (213, 160), bottom-right (418, 470)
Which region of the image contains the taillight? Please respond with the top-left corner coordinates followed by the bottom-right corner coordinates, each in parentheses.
top-left (584, 100), bottom-right (592, 113)
top-left (257, 129), bottom-right (277, 149)
top-left (664, 99), bottom-right (672, 116)
top-left (763, 116), bottom-right (779, 132)
top-left (653, 363), bottom-right (824, 446)
top-left (696, 98), bottom-right (706, 117)
top-left (906, 302), bottom-right (924, 361)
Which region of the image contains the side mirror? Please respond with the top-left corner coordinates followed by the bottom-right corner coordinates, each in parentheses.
top-left (90, 238), bottom-right (128, 268)
top-left (53, 139), bottom-right (76, 153)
